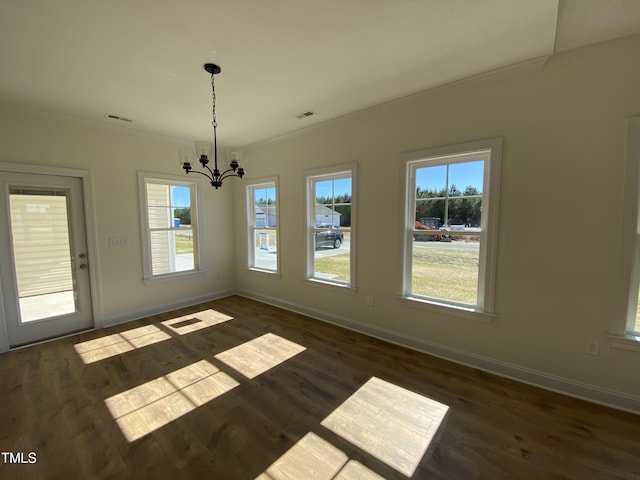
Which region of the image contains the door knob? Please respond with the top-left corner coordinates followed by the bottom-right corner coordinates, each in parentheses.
top-left (80, 264), bottom-right (88, 270)
top-left (79, 253), bottom-right (87, 259)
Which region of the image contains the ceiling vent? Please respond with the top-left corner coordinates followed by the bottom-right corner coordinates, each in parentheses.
top-left (104, 113), bottom-right (133, 123)
top-left (295, 110), bottom-right (316, 119)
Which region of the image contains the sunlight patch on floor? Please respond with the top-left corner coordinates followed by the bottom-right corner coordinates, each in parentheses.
top-left (214, 333), bottom-right (306, 379)
top-left (161, 308), bottom-right (233, 335)
top-left (105, 360), bottom-right (239, 442)
top-left (256, 432), bottom-right (384, 480)
top-left (74, 325), bottom-right (171, 364)
top-left (321, 377), bottom-right (449, 477)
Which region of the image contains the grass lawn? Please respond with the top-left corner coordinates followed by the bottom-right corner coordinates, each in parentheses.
top-left (315, 253), bottom-right (351, 282)
top-left (411, 247), bottom-right (479, 304)
top-left (175, 230), bottom-right (194, 254)
top-left (314, 244), bottom-right (479, 303)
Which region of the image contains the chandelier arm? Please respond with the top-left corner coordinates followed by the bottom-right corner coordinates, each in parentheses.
top-left (202, 162), bottom-right (216, 179)
top-left (218, 173), bottom-right (240, 182)
top-left (186, 169), bottom-right (214, 182)
top-left (219, 167), bottom-right (236, 176)
top-left (218, 168), bottom-right (243, 181)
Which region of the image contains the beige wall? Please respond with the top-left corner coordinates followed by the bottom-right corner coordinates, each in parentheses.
top-left (233, 34), bottom-right (640, 406)
top-left (0, 109), bottom-right (236, 324)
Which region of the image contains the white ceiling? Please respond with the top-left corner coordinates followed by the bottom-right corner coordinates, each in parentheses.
top-left (0, 0), bottom-right (639, 149)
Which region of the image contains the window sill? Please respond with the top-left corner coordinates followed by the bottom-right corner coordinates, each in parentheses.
top-left (248, 267), bottom-right (281, 278)
top-left (609, 333), bottom-right (640, 352)
top-left (143, 269), bottom-right (207, 285)
top-left (397, 295), bottom-right (495, 323)
top-left (305, 278), bottom-right (357, 295)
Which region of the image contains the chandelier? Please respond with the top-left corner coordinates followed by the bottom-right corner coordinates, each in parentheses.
top-left (181, 63), bottom-right (245, 189)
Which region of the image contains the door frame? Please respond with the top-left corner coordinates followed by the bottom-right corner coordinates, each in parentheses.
top-left (0, 162), bottom-right (103, 352)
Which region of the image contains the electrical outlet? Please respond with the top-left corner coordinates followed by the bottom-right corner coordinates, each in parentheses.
top-left (367, 296), bottom-right (374, 306)
top-left (586, 340), bottom-right (599, 356)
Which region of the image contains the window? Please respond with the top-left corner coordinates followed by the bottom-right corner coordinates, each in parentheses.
top-left (618, 116), bottom-right (640, 346)
top-left (246, 178), bottom-right (279, 273)
top-left (402, 138), bottom-right (501, 314)
top-left (306, 164), bottom-right (356, 288)
top-left (626, 265), bottom-right (640, 336)
top-left (139, 173), bottom-right (199, 279)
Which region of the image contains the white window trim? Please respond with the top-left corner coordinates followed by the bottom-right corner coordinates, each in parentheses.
top-left (400, 138), bottom-right (502, 319)
top-left (613, 116), bottom-right (640, 351)
top-left (305, 163), bottom-right (357, 292)
top-left (138, 171), bottom-right (201, 281)
top-left (246, 176), bottom-right (280, 275)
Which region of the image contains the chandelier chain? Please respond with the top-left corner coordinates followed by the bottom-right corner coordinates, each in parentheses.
top-left (211, 72), bottom-right (217, 129)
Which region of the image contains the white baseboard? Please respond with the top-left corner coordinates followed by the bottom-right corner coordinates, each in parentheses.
top-left (237, 290), bottom-right (640, 415)
top-left (103, 289), bottom-right (234, 328)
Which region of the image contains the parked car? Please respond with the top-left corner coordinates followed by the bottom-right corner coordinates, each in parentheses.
top-left (315, 229), bottom-right (344, 249)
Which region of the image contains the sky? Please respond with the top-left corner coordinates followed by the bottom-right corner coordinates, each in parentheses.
top-left (172, 186), bottom-right (191, 207)
top-left (254, 186), bottom-right (276, 203)
top-left (316, 178), bottom-right (352, 199)
top-left (416, 160), bottom-right (484, 193)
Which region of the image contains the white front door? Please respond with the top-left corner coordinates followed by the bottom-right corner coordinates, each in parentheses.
top-left (0, 172), bottom-right (93, 347)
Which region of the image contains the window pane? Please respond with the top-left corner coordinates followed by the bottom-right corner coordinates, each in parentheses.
top-left (10, 192), bottom-right (76, 322)
top-left (254, 229), bottom-right (278, 271)
top-left (172, 186), bottom-right (191, 228)
top-left (171, 185), bottom-right (191, 207)
top-left (411, 236), bottom-right (480, 305)
top-left (449, 161), bottom-right (484, 195)
top-left (147, 206), bottom-right (171, 228)
top-left (315, 205), bottom-right (341, 228)
top-left (314, 178), bottom-right (352, 228)
top-left (415, 199), bottom-right (445, 228)
top-left (447, 197), bottom-right (483, 228)
top-left (255, 187), bottom-right (277, 228)
top-left (150, 230), bottom-right (194, 275)
top-left (315, 179), bottom-right (334, 203)
top-left (147, 183), bottom-right (169, 206)
top-left (416, 165), bottom-right (447, 196)
top-left (333, 177), bottom-right (352, 199)
top-left (314, 230), bottom-right (350, 283)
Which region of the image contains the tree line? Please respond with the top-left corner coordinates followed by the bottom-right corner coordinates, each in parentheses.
top-left (174, 207), bottom-right (191, 225)
top-left (416, 185), bottom-right (482, 227)
top-left (180, 188), bottom-right (479, 229)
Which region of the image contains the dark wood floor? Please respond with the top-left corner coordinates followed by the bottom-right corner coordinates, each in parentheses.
top-left (1, 295), bottom-right (639, 479)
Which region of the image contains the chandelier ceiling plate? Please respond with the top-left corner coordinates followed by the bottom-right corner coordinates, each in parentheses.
top-left (204, 63), bottom-right (221, 75)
